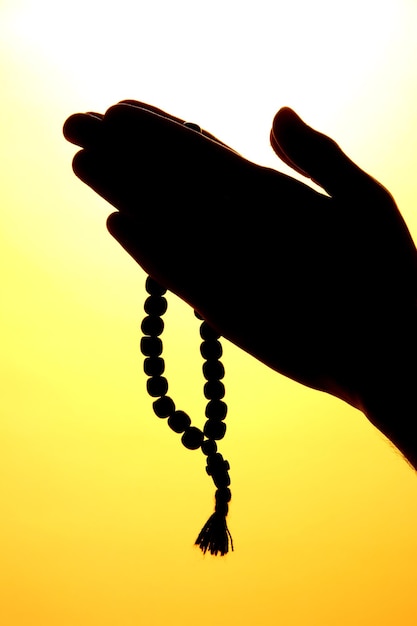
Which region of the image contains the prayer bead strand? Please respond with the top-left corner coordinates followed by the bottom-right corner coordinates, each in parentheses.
top-left (141, 276), bottom-right (233, 555)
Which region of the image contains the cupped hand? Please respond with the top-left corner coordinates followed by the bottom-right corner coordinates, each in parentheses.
top-left (63, 102), bottom-right (417, 436)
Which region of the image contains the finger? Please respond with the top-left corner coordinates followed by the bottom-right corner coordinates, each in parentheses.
top-left (102, 103), bottom-right (240, 162)
top-left (70, 105), bottom-right (225, 214)
top-left (71, 146), bottom-right (142, 214)
top-left (118, 99), bottom-right (187, 125)
top-left (106, 211), bottom-right (145, 265)
top-left (270, 107), bottom-right (373, 197)
top-left (104, 101), bottom-right (188, 134)
top-left (101, 104), bottom-right (206, 163)
top-left (115, 100), bottom-right (235, 151)
top-left (106, 211), bottom-right (173, 290)
top-left (270, 127), bottom-right (310, 178)
top-left (63, 112), bottom-right (103, 147)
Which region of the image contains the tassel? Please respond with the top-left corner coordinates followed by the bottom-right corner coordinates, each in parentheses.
top-left (195, 485), bottom-right (233, 556)
top-left (195, 512), bottom-right (234, 556)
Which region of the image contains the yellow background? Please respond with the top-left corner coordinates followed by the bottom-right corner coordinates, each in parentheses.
top-left (1, 0), bottom-right (417, 624)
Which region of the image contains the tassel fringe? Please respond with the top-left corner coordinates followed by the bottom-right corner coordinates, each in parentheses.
top-left (195, 512), bottom-right (234, 556)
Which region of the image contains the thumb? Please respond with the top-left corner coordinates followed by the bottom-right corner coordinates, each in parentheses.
top-left (106, 211), bottom-right (178, 292)
top-left (270, 107), bottom-right (371, 197)
top-left (106, 211), bottom-right (158, 280)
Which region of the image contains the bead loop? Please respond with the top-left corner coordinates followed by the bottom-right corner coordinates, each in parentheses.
top-left (141, 275), bottom-right (233, 554)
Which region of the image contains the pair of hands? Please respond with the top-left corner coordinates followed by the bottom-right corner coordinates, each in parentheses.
top-left (64, 101), bottom-right (417, 467)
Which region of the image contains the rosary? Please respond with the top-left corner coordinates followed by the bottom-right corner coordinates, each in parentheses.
top-left (140, 275), bottom-right (233, 556)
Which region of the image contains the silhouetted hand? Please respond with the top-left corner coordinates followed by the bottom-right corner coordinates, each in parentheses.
top-left (64, 102), bottom-right (417, 468)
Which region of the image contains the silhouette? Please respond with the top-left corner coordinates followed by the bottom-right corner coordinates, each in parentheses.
top-left (64, 101), bottom-right (417, 471)
top-left (140, 275), bottom-right (232, 555)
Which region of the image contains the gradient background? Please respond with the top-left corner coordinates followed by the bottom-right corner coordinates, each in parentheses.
top-left (2, 0), bottom-right (417, 624)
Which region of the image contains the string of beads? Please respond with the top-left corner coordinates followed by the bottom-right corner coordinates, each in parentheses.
top-left (140, 276), bottom-right (233, 555)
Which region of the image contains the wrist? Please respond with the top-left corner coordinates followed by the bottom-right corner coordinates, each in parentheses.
top-left (358, 343), bottom-right (417, 471)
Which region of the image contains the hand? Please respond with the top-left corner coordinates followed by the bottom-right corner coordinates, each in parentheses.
top-left (64, 102), bottom-right (417, 467)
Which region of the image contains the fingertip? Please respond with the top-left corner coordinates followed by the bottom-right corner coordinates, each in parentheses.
top-left (275, 106), bottom-right (301, 121)
top-left (106, 211), bottom-right (121, 236)
top-left (86, 111), bottom-right (104, 119)
top-left (106, 210), bottom-right (134, 242)
top-left (102, 102), bottom-right (150, 134)
top-left (270, 109), bottom-right (311, 177)
top-left (104, 102), bottom-right (137, 121)
top-left (71, 149), bottom-right (91, 180)
top-left (271, 107), bottom-right (308, 144)
top-left (63, 112), bottom-right (102, 146)
top-left (63, 113), bottom-right (84, 141)
top-left (272, 106), bottom-right (298, 126)
top-left (118, 99), bottom-right (145, 107)
top-left (106, 211), bottom-right (147, 269)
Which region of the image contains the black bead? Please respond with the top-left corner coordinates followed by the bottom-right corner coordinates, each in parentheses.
top-left (140, 336), bottom-right (163, 357)
top-left (215, 487), bottom-right (232, 504)
top-left (152, 396), bottom-right (175, 418)
top-left (145, 276), bottom-right (167, 296)
top-left (199, 321), bottom-right (220, 341)
top-left (212, 470), bottom-right (231, 489)
top-left (146, 376), bottom-right (168, 397)
top-left (168, 410), bottom-right (191, 433)
top-left (205, 400), bottom-right (228, 420)
top-left (206, 452), bottom-right (225, 473)
top-left (204, 420), bottom-right (227, 440)
top-left (194, 311), bottom-right (204, 321)
top-left (203, 380), bottom-right (225, 400)
top-left (144, 295), bottom-right (168, 317)
top-left (201, 439), bottom-right (217, 456)
top-left (206, 453), bottom-right (230, 486)
top-left (200, 339), bottom-right (222, 360)
top-left (207, 451), bottom-right (224, 464)
top-left (144, 357), bottom-right (165, 377)
top-left (141, 315), bottom-right (164, 336)
top-left (181, 427), bottom-right (204, 450)
top-left (202, 360), bottom-right (225, 381)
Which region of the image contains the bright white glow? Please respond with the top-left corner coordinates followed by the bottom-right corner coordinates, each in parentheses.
top-left (2, 0), bottom-right (410, 131)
